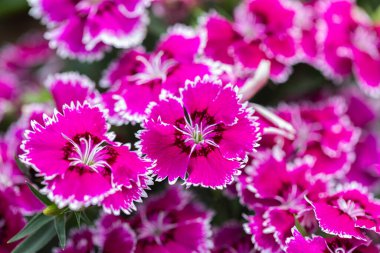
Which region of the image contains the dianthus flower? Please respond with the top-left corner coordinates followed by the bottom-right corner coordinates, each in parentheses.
top-left (101, 25), bottom-right (211, 124)
top-left (257, 97), bottom-right (360, 177)
top-left (28, 0), bottom-right (150, 61)
top-left (200, 0), bottom-right (299, 83)
top-left (212, 221), bottom-right (255, 253)
top-left (139, 76), bottom-right (260, 188)
top-left (46, 72), bottom-right (101, 110)
top-left (0, 72), bottom-right (19, 122)
top-left (126, 186), bottom-right (213, 252)
top-left (0, 189), bottom-right (26, 252)
top-left (240, 148), bottom-right (326, 251)
top-left (20, 102), bottom-right (151, 213)
top-left (54, 216), bottom-right (136, 253)
top-left (319, 0), bottom-right (380, 96)
top-left (286, 228), bottom-right (379, 253)
top-left (307, 183), bottom-right (380, 241)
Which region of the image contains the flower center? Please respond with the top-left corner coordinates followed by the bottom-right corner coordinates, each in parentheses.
top-left (128, 51), bottom-right (177, 85)
top-left (138, 212), bottom-right (176, 245)
top-left (337, 198), bottom-right (365, 220)
top-left (62, 133), bottom-right (111, 172)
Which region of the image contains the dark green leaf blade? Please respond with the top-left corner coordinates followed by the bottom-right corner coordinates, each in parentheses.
top-left (8, 213), bottom-right (54, 243)
top-left (11, 221), bottom-right (55, 253)
top-left (27, 183), bottom-right (51, 206)
top-left (74, 212), bottom-right (81, 227)
top-left (54, 215), bottom-right (66, 248)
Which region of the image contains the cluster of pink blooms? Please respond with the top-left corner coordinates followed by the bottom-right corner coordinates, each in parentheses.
top-left (1, 0), bottom-right (380, 252)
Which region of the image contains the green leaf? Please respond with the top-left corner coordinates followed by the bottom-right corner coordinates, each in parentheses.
top-left (54, 215), bottom-right (66, 248)
top-left (8, 213), bottom-right (54, 243)
top-left (74, 212), bottom-right (81, 227)
top-left (11, 221), bottom-right (55, 253)
top-left (80, 211), bottom-right (92, 225)
top-left (294, 216), bottom-right (308, 237)
top-left (27, 183), bottom-right (51, 206)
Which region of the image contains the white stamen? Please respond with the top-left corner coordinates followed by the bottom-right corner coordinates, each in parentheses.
top-left (128, 51), bottom-right (177, 85)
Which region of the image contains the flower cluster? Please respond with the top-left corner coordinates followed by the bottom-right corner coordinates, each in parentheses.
top-left (1, 0), bottom-right (380, 252)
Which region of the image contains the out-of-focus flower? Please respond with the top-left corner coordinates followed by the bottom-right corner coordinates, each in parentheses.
top-left (257, 97), bottom-right (360, 178)
top-left (0, 72), bottom-right (19, 122)
top-left (319, 0), bottom-right (380, 96)
top-left (28, 0), bottom-right (151, 61)
top-left (286, 228), bottom-right (379, 253)
top-left (54, 216), bottom-right (137, 253)
top-left (212, 221), bottom-right (255, 253)
top-left (152, 0), bottom-right (200, 24)
top-left (0, 189), bottom-right (26, 253)
top-left (54, 229), bottom-right (94, 253)
top-left (139, 75), bottom-right (260, 188)
top-left (101, 25), bottom-right (211, 124)
top-left (46, 72), bottom-right (101, 111)
top-left (20, 102), bottom-right (151, 214)
top-left (126, 186), bottom-right (213, 252)
top-left (240, 148), bottom-right (326, 251)
top-left (308, 183), bottom-right (380, 241)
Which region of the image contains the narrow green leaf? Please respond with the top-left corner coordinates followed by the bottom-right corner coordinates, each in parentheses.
top-left (74, 212), bottom-right (81, 227)
top-left (294, 216), bottom-right (308, 237)
top-left (8, 213), bottom-right (54, 243)
top-left (27, 183), bottom-right (51, 206)
top-left (54, 215), bottom-right (66, 248)
top-left (80, 211), bottom-right (92, 225)
top-left (11, 221), bottom-right (55, 253)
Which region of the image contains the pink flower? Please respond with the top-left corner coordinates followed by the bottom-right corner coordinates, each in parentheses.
top-left (46, 72), bottom-right (101, 111)
top-left (28, 0), bottom-right (150, 61)
top-left (20, 102), bottom-right (151, 213)
top-left (319, 0), bottom-right (380, 96)
top-left (101, 26), bottom-right (211, 124)
top-left (152, 0), bottom-right (200, 24)
top-left (200, 9), bottom-right (294, 83)
top-left (212, 222), bottom-right (254, 253)
top-left (139, 76), bottom-right (260, 188)
top-left (0, 72), bottom-right (19, 122)
top-left (0, 189), bottom-right (26, 253)
top-left (0, 32), bottom-right (59, 81)
top-left (240, 149), bottom-right (326, 251)
top-left (54, 229), bottom-right (94, 253)
top-left (55, 215), bottom-right (136, 253)
top-left (126, 186), bottom-right (213, 252)
top-left (232, 0), bottom-right (299, 82)
top-left (286, 228), bottom-right (379, 253)
top-left (258, 97), bottom-right (360, 178)
top-left (307, 183), bottom-right (380, 241)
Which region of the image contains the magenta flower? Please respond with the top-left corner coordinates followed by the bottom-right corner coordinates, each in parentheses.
top-left (286, 228), bottom-right (379, 253)
top-left (258, 97), bottom-right (360, 177)
top-left (46, 72), bottom-right (101, 110)
top-left (0, 72), bottom-right (19, 122)
top-left (55, 216), bottom-right (136, 253)
top-left (308, 183), bottom-right (380, 241)
top-left (240, 149), bottom-right (326, 251)
top-left (101, 26), bottom-right (211, 124)
top-left (126, 186), bottom-right (213, 252)
top-left (20, 102), bottom-right (151, 213)
top-left (320, 0), bottom-right (380, 96)
top-left (0, 32), bottom-right (59, 80)
top-left (232, 0), bottom-right (299, 82)
top-left (212, 222), bottom-right (254, 253)
top-left (0, 189), bottom-right (26, 252)
top-left (293, 1), bottom-right (321, 66)
top-left (28, 0), bottom-right (150, 61)
top-left (54, 229), bottom-right (94, 253)
top-left (139, 76), bottom-right (260, 188)
top-left (95, 214), bottom-right (136, 252)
